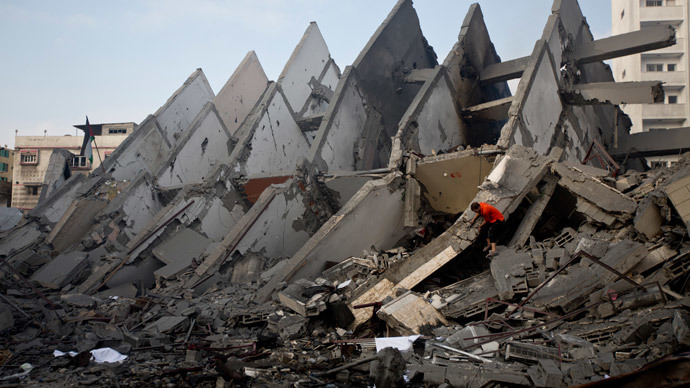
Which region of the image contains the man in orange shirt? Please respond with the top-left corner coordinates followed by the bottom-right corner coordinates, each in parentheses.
top-left (470, 201), bottom-right (505, 258)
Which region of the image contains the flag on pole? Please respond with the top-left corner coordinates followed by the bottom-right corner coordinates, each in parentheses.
top-left (85, 116), bottom-right (95, 164)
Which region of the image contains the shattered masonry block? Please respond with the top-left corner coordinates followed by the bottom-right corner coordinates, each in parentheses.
top-left (673, 310), bottom-right (690, 346)
top-left (528, 359), bottom-right (564, 388)
top-left (490, 249), bottom-right (531, 300)
top-left (554, 228), bottom-right (576, 247)
top-left (376, 292), bottom-right (448, 335)
top-left (31, 252), bottom-right (88, 289)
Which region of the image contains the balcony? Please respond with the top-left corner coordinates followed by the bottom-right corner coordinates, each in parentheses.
top-left (640, 5), bottom-right (685, 23)
top-left (641, 69), bottom-right (687, 84)
top-left (643, 37), bottom-right (685, 55)
top-left (642, 102), bottom-right (687, 119)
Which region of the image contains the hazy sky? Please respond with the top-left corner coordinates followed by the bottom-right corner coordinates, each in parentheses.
top-left (0, 0), bottom-right (612, 148)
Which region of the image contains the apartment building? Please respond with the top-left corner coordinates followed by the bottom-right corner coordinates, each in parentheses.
top-left (0, 147), bottom-right (15, 206)
top-left (11, 122), bottom-right (135, 209)
top-left (612, 0), bottom-right (690, 166)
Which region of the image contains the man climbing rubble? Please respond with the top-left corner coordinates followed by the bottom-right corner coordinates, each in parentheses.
top-left (470, 201), bottom-right (505, 258)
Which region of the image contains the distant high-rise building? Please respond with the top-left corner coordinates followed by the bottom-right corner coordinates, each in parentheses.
top-left (611, 0), bottom-right (690, 167)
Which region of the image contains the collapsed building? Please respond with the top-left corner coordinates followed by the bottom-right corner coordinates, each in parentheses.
top-left (2, 0), bottom-right (690, 386)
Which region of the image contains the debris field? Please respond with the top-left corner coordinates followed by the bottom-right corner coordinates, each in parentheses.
top-left (2, 0), bottom-right (690, 387)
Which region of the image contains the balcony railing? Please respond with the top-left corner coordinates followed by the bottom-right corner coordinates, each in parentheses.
top-left (641, 70), bottom-right (687, 85)
top-left (641, 102), bottom-right (687, 119)
top-left (640, 5), bottom-right (685, 23)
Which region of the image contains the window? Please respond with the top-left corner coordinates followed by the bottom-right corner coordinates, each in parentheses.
top-left (621, 9), bottom-right (625, 19)
top-left (668, 64), bottom-right (676, 71)
top-left (26, 186), bottom-right (39, 196)
top-left (70, 156), bottom-right (90, 169)
top-left (108, 128), bottom-right (127, 134)
top-left (0, 177), bottom-right (7, 182)
top-left (668, 95), bottom-right (678, 104)
top-left (649, 128), bottom-right (666, 132)
top-left (20, 150), bottom-right (38, 165)
top-left (0, 149), bottom-right (9, 158)
top-left (646, 63), bottom-right (663, 72)
top-left (0, 163), bottom-right (7, 172)
top-left (646, 0), bottom-right (663, 6)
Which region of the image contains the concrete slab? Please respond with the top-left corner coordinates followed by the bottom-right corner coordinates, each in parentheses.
top-left (562, 81), bottom-right (664, 105)
top-left (376, 292), bottom-right (448, 335)
top-left (152, 228), bottom-right (209, 266)
top-left (45, 198), bottom-right (107, 252)
top-left (32, 252), bottom-right (88, 289)
top-left (665, 172), bottom-right (690, 234)
top-left (213, 51), bottom-right (268, 135)
top-left (256, 173), bottom-right (407, 301)
top-left (414, 150), bottom-right (495, 214)
top-left (309, 0), bottom-right (437, 173)
top-left (155, 103), bottom-right (235, 188)
top-left (0, 224), bottom-right (41, 256)
top-left (144, 316), bottom-right (188, 334)
top-left (0, 207), bottom-right (22, 232)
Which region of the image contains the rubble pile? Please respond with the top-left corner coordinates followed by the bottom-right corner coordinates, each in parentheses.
top-left (2, 0), bottom-right (690, 386)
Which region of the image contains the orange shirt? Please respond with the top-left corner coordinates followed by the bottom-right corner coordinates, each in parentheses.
top-left (480, 202), bottom-right (504, 224)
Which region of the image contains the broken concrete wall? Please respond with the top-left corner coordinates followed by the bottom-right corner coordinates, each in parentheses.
top-left (394, 68), bottom-right (464, 158)
top-left (498, 40), bottom-right (562, 156)
top-left (45, 198), bottom-right (107, 253)
top-left (102, 117), bottom-right (171, 181)
top-left (153, 69), bottom-right (215, 147)
top-left (127, 172), bottom-right (248, 258)
top-left (225, 24), bottom-right (338, 178)
top-left (257, 173), bottom-right (408, 301)
top-left (278, 22), bottom-right (338, 119)
top-left (414, 149), bottom-right (496, 214)
top-left (213, 51), bottom-right (269, 136)
top-left (307, 68), bottom-right (369, 172)
top-left (496, 0), bottom-right (631, 162)
top-left (102, 70), bottom-right (214, 181)
top-left (99, 173), bottom-right (163, 244)
top-left (155, 103), bottom-right (235, 188)
top-left (37, 149), bottom-right (73, 205)
top-left (194, 176), bottom-right (335, 279)
top-left (228, 84), bottom-right (311, 176)
top-left (29, 173), bottom-right (95, 224)
top-left (309, 0), bottom-right (437, 173)
top-left (346, 146), bottom-right (555, 325)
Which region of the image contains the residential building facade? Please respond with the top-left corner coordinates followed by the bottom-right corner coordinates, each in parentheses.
top-left (11, 122), bottom-right (135, 209)
top-left (611, 0), bottom-right (690, 166)
top-left (0, 147), bottom-right (15, 206)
